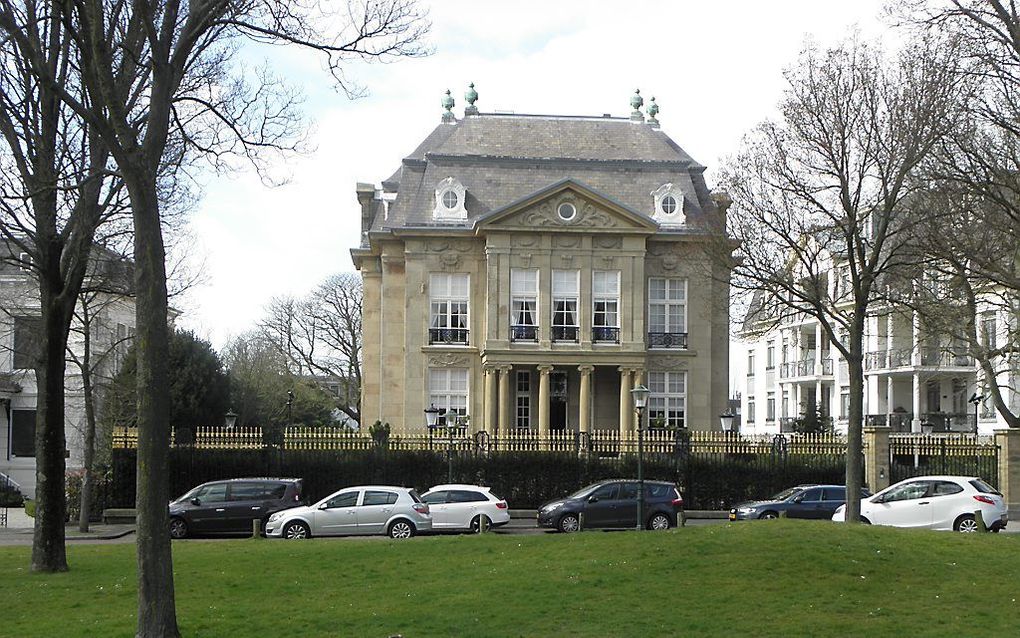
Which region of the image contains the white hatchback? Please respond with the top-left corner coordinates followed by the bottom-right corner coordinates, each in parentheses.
top-left (421, 484), bottom-right (510, 532)
top-left (833, 475), bottom-right (1007, 533)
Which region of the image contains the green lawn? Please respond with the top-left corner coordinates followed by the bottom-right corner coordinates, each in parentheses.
top-left (1, 522), bottom-right (1018, 637)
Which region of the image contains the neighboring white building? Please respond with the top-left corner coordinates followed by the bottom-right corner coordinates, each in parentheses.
top-left (0, 247), bottom-right (136, 497)
top-left (733, 274), bottom-right (1018, 437)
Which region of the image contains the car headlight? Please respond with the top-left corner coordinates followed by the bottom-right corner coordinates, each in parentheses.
top-left (268, 511), bottom-right (286, 523)
top-left (541, 502), bottom-right (562, 513)
top-left (834, 504), bottom-right (846, 514)
top-left (737, 507), bottom-right (756, 514)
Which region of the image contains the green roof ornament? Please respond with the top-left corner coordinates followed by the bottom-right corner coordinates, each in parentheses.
top-left (464, 82), bottom-right (479, 116)
top-left (441, 89), bottom-right (456, 123)
top-left (630, 89), bottom-right (645, 122)
top-left (647, 97), bottom-right (660, 128)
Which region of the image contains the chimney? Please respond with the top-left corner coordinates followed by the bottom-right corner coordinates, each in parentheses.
top-left (356, 183), bottom-right (377, 235)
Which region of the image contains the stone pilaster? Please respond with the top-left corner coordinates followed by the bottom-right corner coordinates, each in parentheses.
top-left (863, 426), bottom-right (891, 493)
top-left (483, 367), bottom-right (496, 434)
top-left (995, 428), bottom-right (1020, 519)
top-left (497, 365), bottom-right (512, 435)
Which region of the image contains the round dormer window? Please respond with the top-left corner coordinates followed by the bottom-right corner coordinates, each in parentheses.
top-left (557, 202), bottom-right (577, 221)
top-left (442, 190), bottom-right (459, 210)
top-left (661, 195), bottom-right (678, 215)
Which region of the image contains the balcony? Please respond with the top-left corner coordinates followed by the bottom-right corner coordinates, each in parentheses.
top-left (821, 358), bottom-right (833, 375)
top-left (551, 326), bottom-right (579, 343)
top-left (592, 326), bottom-right (620, 343)
top-left (864, 352), bottom-right (886, 370)
top-left (428, 327), bottom-right (469, 345)
top-left (648, 332), bottom-right (688, 349)
top-left (510, 325), bottom-right (538, 342)
top-left (921, 412), bottom-right (976, 433)
top-left (920, 349), bottom-right (975, 367)
top-left (779, 362), bottom-right (795, 379)
top-left (795, 360), bottom-right (813, 376)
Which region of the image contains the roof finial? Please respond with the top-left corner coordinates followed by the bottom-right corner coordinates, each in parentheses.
top-left (629, 89), bottom-right (645, 122)
top-left (647, 97), bottom-right (659, 128)
top-left (464, 82), bottom-right (479, 116)
top-left (441, 89), bottom-right (456, 123)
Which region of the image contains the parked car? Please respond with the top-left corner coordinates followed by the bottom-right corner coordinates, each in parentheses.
top-left (729, 484), bottom-right (871, 521)
top-left (833, 475), bottom-right (1008, 532)
top-left (168, 477), bottom-right (303, 539)
top-left (421, 484), bottom-right (510, 532)
top-left (265, 485), bottom-right (431, 539)
top-left (537, 479), bottom-right (683, 532)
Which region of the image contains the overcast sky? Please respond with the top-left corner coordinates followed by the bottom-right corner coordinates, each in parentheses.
top-left (179, 0), bottom-right (891, 350)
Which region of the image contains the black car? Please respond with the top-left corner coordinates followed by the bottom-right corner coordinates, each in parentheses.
top-left (537, 479), bottom-right (683, 532)
top-left (169, 478), bottom-right (303, 538)
top-left (728, 484), bottom-right (871, 521)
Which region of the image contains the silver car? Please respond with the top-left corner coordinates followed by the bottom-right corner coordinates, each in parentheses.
top-left (265, 485), bottom-right (432, 539)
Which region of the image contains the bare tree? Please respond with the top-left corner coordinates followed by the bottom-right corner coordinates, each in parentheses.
top-left (716, 34), bottom-right (971, 522)
top-left (0, 1), bottom-right (428, 632)
top-left (260, 272), bottom-right (362, 425)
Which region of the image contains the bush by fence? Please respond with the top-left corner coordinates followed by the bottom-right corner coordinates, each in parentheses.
top-left (110, 446), bottom-right (848, 510)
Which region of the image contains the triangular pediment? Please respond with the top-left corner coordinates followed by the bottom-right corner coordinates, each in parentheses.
top-left (475, 179), bottom-right (658, 233)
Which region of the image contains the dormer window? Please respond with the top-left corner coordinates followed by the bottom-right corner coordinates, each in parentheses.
top-left (651, 183), bottom-right (685, 225)
top-left (434, 176), bottom-right (467, 220)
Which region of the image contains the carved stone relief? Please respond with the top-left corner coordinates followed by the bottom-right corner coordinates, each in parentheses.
top-left (428, 354), bottom-right (470, 367)
top-left (647, 356), bottom-right (689, 371)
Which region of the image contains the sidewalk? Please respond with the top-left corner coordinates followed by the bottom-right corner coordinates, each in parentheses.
top-left (0, 507), bottom-right (135, 540)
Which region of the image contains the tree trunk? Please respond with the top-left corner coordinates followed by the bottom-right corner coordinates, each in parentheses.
top-left (78, 313), bottom-right (97, 533)
top-left (844, 326), bottom-right (865, 524)
top-left (128, 176), bottom-right (179, 638)
top-left (31, 282), bottom-right (73, 572)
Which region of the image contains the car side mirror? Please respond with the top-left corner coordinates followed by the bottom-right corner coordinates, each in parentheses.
top-left (190, 498), bottom-right (201, 506)
top-left (318, 503), bottom-right (328, 510)
top-left (792, 495), bottom-right (804, 503)
top-left (588, 495), bottom-right (599, 503)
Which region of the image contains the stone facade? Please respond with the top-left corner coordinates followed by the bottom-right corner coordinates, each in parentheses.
top-left (353, 105), bottom-right (731, 435)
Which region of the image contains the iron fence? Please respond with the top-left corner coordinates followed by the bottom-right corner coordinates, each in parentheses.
top-left (889, 433), bottom-right (999, 488)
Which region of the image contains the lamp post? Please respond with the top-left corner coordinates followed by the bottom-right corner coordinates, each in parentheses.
top-left (425, 404), bottom-right (454, 482)
top-left (968, 393), bottom-right (984, 433)
top-left (285, 390), bottom-right (294, 426)
top-left (630, 384), bottom-right (650, 532)
top-left (719, 409), bottom-right (736, 435)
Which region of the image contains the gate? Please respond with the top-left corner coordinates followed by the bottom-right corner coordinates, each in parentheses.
top-left (889, 434), bottom-right (999, 488)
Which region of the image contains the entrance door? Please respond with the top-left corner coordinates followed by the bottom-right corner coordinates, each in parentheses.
top-left (550, 371), bottom-right (568, 431)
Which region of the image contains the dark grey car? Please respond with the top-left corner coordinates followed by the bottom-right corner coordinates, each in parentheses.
top-left (729, 484), bottom-right (871, 521)
top-left (537, 480), bottom-right (683, 532)
top-left (169, 478), bottom-right (303, 538)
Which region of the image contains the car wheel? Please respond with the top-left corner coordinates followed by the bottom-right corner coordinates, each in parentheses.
top-left (954, 514), bottom-right (980, 533)
top-left (282, 521), bottom-right (310, 539)
top-left (470, 515), bottom-right (492, 533)
top-left (389, 519), bottom-right (415, 539)
top-left (169, 517), bottom-right (188, 540)
top-left (558, 513), bottom-right (581, 533)
top-left (759, 511), bottom-right (779, 520)
top-left (859, 516), bottom-right (871, 525)
top-left (648, 513), bottom-right (671, 531)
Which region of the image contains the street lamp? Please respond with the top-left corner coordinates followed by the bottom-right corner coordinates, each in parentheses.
top-left (968, 393), bottom-right (985, 433)
top-left (285, 390), bottom-right (295, 425)
top-left (630, 383), bottom-right (650, 532)
top-left (719, 409), bottom-right (737, 434)
top-left (424, 404), bottom-right (456, 483)
top-left (224, 409), bottom-right (237, 429)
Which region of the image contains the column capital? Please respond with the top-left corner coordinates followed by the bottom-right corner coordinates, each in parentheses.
top-left (617, 366), bottom-right (633, 375)
top-left (578, 364), bottom-right (595, 375)
top-left (537, 364), bottom-right (555, 374)
top-left (496, 364), bottom-right (513, 374)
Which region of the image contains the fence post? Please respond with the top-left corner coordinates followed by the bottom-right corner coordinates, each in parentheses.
top-left (863, 426), bottom-right (891, 493)
top-left (995, 428), bottom-right (1020, 521)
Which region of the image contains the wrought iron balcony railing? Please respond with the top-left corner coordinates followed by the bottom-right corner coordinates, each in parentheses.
top-left (510, 325), bottom-right (538, 342)
top-left (592, 326), bottom-right (620, 343)
top-left (647, 332), bottom-right (688, 349)
top-left (428, 327), bottom-right (469, 345)
top-left (551, 326), bottom-right (579, 342)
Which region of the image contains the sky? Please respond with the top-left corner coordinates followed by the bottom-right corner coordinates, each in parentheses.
top-left (180, 0), bottom-right (892, 350)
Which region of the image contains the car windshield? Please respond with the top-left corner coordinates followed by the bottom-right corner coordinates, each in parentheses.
top-left (174, 486), bottom-right (203, 502)
top-left (969, 479), bottom-right (1001, 495)
top-left (771, 487), bottom-right (803, 502)
top-left (568, 483), bottom-right (601, 499)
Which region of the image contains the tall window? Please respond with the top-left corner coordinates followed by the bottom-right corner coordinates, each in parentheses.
top-left (747, 352), bottom-right (755, 376)
top-left (13, 316), bottom-right (41, 370)
top-left (782, 389), bottom-right (789, 417)
top-left (982, 313), bottom-right (998, 349)
top-left (428, 368), bottom-right (468, 426)
top-left (766, 342), bottom-right (775, 369)
top-left (429, 273), bottom-right (469, 344)
top-left (510, 269), bottom-right (538, 342)
top-left (552, 270), bottom-right (579, 342)
top-left (10, 409), bottom-right (36, 457)
top-left (648, 278), bottom-right (687, 348)
top-left (766, 392), bottom-right (776, 421)
top-left (648, 371), bottom-right (686, 428)
top-left (747, 398), bottom-right (756, 424)
top-left (592, 270), bottom-right (620, 343)
top-left (841, 392), bottom-right (850, 419)
top-left (516, 371), bottom-right (531, 429)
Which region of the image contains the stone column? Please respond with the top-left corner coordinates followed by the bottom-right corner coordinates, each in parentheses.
top-left (618, 367), bottom-right (632, 439)
top-left (538, 365), bottom-right (553, 442)
top-left (911, 373), bottom-right (921, 432)
top-left (483, 367), bottom-right (496, 434)
top-left (578, 365), bottom-right (594, 434)
top-left (863, 425), bottom-right (891, 493)
top-left (497, 365), bottom-right (512, 435)
top-left (995, 428), bottom-right (1020, 519)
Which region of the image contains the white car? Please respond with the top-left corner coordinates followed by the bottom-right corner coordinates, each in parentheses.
top-left (832, 475), bottom-right (1007, 533)
top-left (421, 484), bottom-right (510, 532)
top-left (265, 485), bottom-right (432, 539)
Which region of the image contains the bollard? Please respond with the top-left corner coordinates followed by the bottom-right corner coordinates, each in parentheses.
top-left (678, 511), bottom-right (687, 528)
top-left (252, 519), bottom-right (262, 539)
top-left (578, 511), bottom-right (585, 531)
top-left (974, 510), bottom-right (987, 532)
top-left (479, 515), bottom-right (489, 534)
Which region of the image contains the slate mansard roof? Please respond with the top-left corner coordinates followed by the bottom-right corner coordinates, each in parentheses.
top-left (364, 113), bottom-right (720, 238)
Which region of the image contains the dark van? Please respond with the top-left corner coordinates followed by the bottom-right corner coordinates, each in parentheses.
top-left (168, 478), bottom-right (303, 538)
